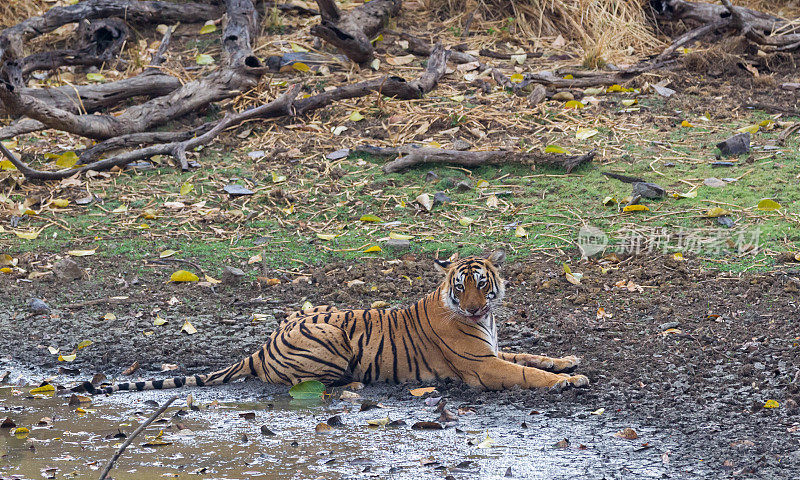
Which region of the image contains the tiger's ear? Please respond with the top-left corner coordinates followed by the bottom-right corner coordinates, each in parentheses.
top-left (434, 259), bottom-right (451, 272)
top-left (487, 249), bottom-right (505, 267)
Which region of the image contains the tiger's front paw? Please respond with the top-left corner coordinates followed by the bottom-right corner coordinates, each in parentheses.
top-left (552, 355), bottom-right (581, 372)
top-left (549, 374), bottom-right (589, 391)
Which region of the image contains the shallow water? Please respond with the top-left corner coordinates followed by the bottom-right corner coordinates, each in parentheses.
top-left (0, 364), bottom-right (697, 480)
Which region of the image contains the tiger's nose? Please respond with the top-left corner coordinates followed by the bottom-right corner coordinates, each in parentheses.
top-left (466, 307), bottom-right (481, 315)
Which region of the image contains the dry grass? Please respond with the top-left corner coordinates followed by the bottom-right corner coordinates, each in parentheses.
top-left (422, 0), bottom-right (663, 63)
top-left (0, 0), bottom-right (47, 29)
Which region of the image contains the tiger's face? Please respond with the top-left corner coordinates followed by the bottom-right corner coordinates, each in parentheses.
top-left (435, 250), bottom-right (505, 322)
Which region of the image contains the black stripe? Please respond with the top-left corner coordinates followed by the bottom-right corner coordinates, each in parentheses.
top-left (173, 377), bottom-right (185, 387)
top-left (135, 381), bottom-right (146, 391)
top-left (152, 379), bottom-right (164, 389)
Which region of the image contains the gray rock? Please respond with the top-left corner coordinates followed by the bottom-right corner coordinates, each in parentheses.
top-left (221, 266), bottom-right (246, 285)
top-left (631, 182), bottom-right (666, 199)
top-left (551, 91), bottom-right (574, 102)
top-left (452, 139), bottom-right (471, 151)
top-left (716, 133), bottom-right (750, 156)
top-left (385, 239), bottom-right (410, 250)
top-left (456, 181), bottom-right (472, 192)
top-left (425, 171), bottom-right (439, 182)
top-left (433, 192), bottom-right (451, 206)
top-left (716, 216), bottom-right (735, 228)
top-left (527, 84), bottom-right (547, 106)
top-left (28, 298), bottom-right (50, 314)
top-left (658, 321), bottom-right (680, 331)
top-left (54, 258), bottom-right (83, 281)
top-left (326, 148), bottom-right (350, 160)
top-left (223, 184), bottom-right (254, 196)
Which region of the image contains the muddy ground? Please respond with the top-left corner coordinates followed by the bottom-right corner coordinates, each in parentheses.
top-left (1, 252), bottom-right (800, 479)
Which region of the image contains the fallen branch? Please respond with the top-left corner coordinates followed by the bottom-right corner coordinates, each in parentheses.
top-left (97, 395), bottom-right (179, 480)
top-left (363, 145), bottom-right (596, 174)
top-left (0, 0), bottom-right (263, 141)
top-left (311, 0), bottom-right (402, 64)
top-left (4, 45), bottom-right (450, 180)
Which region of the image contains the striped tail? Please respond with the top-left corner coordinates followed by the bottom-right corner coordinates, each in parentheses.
top-left (74, 354), bottom-right (257, 395)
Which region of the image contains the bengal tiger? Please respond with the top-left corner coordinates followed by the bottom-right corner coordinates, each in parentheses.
top-left (75, 250), bottom-right (588, 394)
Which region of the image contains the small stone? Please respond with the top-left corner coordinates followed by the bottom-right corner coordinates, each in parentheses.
top-left (54, 258), bottom-right (83, 281)
top-left (28, 298), bottom-right (50, 314)
top-left (456, 181), bottom-right (472, 192)
top-left (551, 91), bottom-right (574, 102)
top-left (527, 84), bottom-right (546, 106)
top-left (716, 133), bottom-right (750, 156)
top-left (223, 184), bottom-right (254, 196)
top-left (260, 425), bottom-right (276, 436)
top-left (247, 150), bottom-right (265, 159)
top-left (631, 182), bottom-right (665, 199)
top-left (220, 266), bottom-right (246, 285)
top-left (385, 239), bottom-right (410, 250)
top-left (425, 171), bottom-right (439, 182)
top-left (326, 148), bottom-right (350, 160)
top-left (703, 177), bottom-right (727, 188)
top-left (712, 161), bottom-right (735, 167)
top-left (716, 216), bottom-right (735, 228)
top-left (433, 192), bottom-right (451, 206)
top-left (452, 139), bottom-right (471, 151)
top-left (658, 321), bottom-right (680, 331)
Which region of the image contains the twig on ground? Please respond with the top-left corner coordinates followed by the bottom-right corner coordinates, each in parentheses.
top-left (97, 395), bottom-right (179, 480)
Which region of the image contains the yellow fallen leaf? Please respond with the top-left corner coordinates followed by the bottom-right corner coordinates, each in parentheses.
top-left (389, 232), bottom-right (413, 240)
top-left (606, 84), bottom-right (630, 93)
top-left (86, 73), bottom-right (105, 82)
top-left (48, 346), bottom-right (59, 355)
top-left (290, 43), bottom-right (308, 52)
top-left (563, 74), bottom-right (574, 80)
top-left (575, 128), bottom-right (598, 140)
top-left (680, 120), bottom-right (693, 128)
top-left (170, 270), bottom-right (199, 282)
top-left (564, 100), bottom-right (585, 109)
top-left (141, 209), bottom-right (158, 219)
top-left (76, 340), bottom-right (92, 350)
top-left (510, 73), bottom-right (524, 83)
top-left (301, 301), bottom-right (313, 311)
top-left (349, 111), bottom-right (364, 122)
top-left (199, 21), bottom-right (217, 34)
top-left (757, 199), bottom-right (781, 211)
top-left (111, 204), bottom-right (128, 213)
top-left (661, 328), bottom-right (682, 335)
top-left (59, 354), bottom-right (76, 362)
top-left (673, 252), bottom-right (684, 261)
top-left (622, 205), bottom-right (649, 212)
top-left (704, 207), bottom-right (730, 218)
top-left (13, 427), bottom-right (30, 439)
top-left (281, 204), bottom-right (294, 215)
top-left (103, 313), bottom-right (116, 321)
top-left (0, 267), bottom-right (11, 274)
top-left (476, 433), bottom-right (495, 448)
top-left (359, 214), bottom-right (382, 223)
top-left (181, 320), bottom-right (197, 335)
top-left (602, 196), bottom-right (617, 206)
top-left (409, 387), bottom-right (436, 397)
top-left (159, 249), bottom-right (177, 258)
top-left (737, 124), bottom-right (759, 134)
top-left (450, 94), bottom-right (465, 102)
top-left (51, 198), bottom-right (69, 208)
top-left (763, 399), bottom-right (779, 409)
top-left (621, 99), bottom-right (637, 107)
top-left (180, 182), bottom-right (194, 196)
top-left (0, 159), bottom-right (17, 170)
top-left (673, 190), bottom-right (697, 199)
top-left (544, 145), bottom-right (568, 154)
top-left (459, 217), bottom-right (474, 227)
top-left (591, 408), bottom-right (605, 415)
top-left (68, 249), bottom-right (96, 257)
top-left (514, 225), bottom-right (527, 237)
top-left (153, 315), bottom-right (167, 326)
top-left (292, 62), bottom-right (310, 72)
top-left (316, 233), bottom-right (337, 241)
top-left (195, 54), bottom-right (215, 65)
top-left (371, 301), bottom-right (389, 308)
top-left (363, 245), bottom-right (382, 253)
top-left (204, 274), bottom-right (221, 284)
top-left (30, 385), bottom-right (55, 394)
top-left (14, 230), bottom-right (41, 240)
top-left (367, 417), bottom-right (391, 427)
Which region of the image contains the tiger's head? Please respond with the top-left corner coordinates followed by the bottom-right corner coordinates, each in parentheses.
top-left (435, 250), bottom-right (505, 322)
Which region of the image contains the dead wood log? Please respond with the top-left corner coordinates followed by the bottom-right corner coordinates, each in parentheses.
top-left (0, 0), bottom-right (263, 141)
top-left (311, 0), bottom-right (402, 64)
top-left (366, 146), bottom-right (596, 174)
top-left (650, 0), bottom-right (784, 33)
top-left (388, 31), bottom-right (479, 64)
top-left (3, 44), bottom-right (450, 180)
top-left (0, 72), bottom-right (181, 121)
top-left (652, 0), bottom-right (800, 51)
top-left (0, 0), bottom-right (222, 61)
